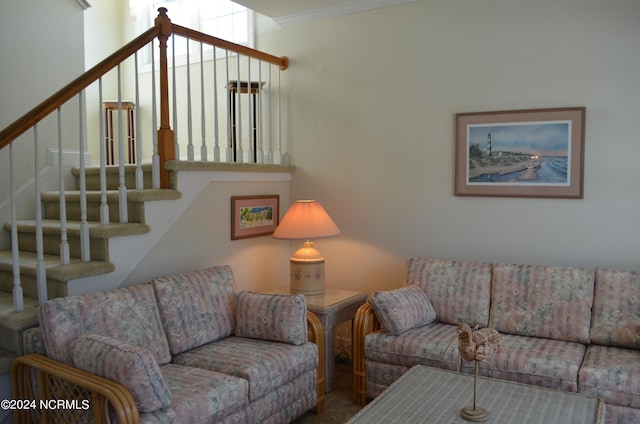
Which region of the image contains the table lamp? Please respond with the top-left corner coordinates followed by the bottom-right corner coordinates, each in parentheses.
top-left (272, 200), bottom-right (341, 295)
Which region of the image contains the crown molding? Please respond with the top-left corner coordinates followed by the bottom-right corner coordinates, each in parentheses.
top-left (274, 0), bottom-right (414, 28)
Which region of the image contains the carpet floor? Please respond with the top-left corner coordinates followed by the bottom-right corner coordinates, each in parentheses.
top-left (293, 363), bottom-right (363, 423)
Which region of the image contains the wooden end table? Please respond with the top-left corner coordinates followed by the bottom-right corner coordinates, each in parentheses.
top-left (267, 287), bottom-right (367, 393)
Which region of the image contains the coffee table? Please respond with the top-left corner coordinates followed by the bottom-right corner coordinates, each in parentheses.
top-left (347, 365), bottom-right (605, 424)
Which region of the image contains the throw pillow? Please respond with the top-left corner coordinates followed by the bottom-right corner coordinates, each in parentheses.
top-left (70, 333), bottom-right (172, 412)
top-left (370, 285), bottom-right (436, 335)
top-left (235, 291), bottom-right (307, 345)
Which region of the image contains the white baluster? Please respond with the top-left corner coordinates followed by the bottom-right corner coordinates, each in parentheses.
top-left (236, 53), bottom-right (243, 163)
top-left (98, 78), bottom-right (110, 225)
top-left (186, 38), bottom-right (194, 160)
top-left (268, 65), bottom-right (273, 164)
top-left (33, 125), bottom-right (47, 302)
top-left (257, 61), bottom-right (264, 164)
top-left (151, 40), bottom-right (160, 189)
top-left (248, 57), bottom-right (254, 163)
top-left (135, 52), bottom-right (143, 189)
top-left (213, 47), bottom-right (220, 162)
top-left (57, 109), bottom-right (70, 265)
top-left (116, 66), bottom-right (129, 224)
top-left (9, 143), bottom-right (24, 312)
top-left (78, 93), bottom-right (91, 261)
top-left (225, 50), bottom-right (232, 162)
top-left (200, 42), bottom-right (207, 161)
top-left (172, 34), bottom-right (179, 160)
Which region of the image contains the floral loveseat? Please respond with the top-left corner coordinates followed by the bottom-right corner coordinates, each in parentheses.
top-left (12, 265), bottom-right (325, 423)
top-left (353, 257), bottom-right (640, 424)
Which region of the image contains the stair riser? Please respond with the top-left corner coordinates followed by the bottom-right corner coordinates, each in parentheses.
top-left (0, 271), bottom-right (68, 301)
top-left (81, 171), bottom-right (153, 192)
top-left (0, 327), bottom-right (24, 355)
top-left (14, 232), bottom-right (109, 262)
top-left (42, 198), bottom-right (145, 223)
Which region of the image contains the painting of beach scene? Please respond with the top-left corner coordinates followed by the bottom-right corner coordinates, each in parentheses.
top-left (467, 122), bottom-right (570, 185)
top-left (231, 195), bottom-right (279, 239)
top-left (455, 108), bottom-right (585, 198)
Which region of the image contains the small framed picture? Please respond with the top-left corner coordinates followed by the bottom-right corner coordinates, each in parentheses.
top-left (231, 195), bottom-right (280, 240)
top-left (455, 107), bottom-right (586, 198)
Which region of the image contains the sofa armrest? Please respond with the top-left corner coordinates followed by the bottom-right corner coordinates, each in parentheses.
top-left (11, 353), bottom-right (139, 424)
top-left (352, 303), bottom-right (381, 406)
top-left (306, 311), bottom-right (325, 414)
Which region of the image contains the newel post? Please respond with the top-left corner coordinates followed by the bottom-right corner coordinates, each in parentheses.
top-left (155, 8), bottom-right (175, 189)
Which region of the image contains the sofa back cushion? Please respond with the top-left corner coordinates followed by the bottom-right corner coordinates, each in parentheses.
top-left (235, 291), bottom-right (308, 345)
top-left (405, 258), bottom-right (492, 327)
top-left (590, 268), bottom-right (640, 349)
top-left (151, 266), bottom-right (237, 356)
top-left (489, 263), bottom-right (594, 344)
top-left (39, 284), bottom-right (171, 365)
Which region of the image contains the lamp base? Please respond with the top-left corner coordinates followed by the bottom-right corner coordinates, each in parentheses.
top-left (460, 406), bottom-right (489, 422)
top-left (289, 241), bottom-right (325, 296)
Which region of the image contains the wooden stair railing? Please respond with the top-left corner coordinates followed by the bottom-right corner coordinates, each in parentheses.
top-left (0, 7), bottom-right (289, 313)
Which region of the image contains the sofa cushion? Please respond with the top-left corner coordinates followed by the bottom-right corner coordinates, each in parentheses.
top-left (369, 285), bottom-right (436, 335)
top-left (590, 268), bottom-right (640, 349)
top-left (39, 284), bottom-right (171, 365)
top-left (235, 291), bottom-right (307, 345)
top-left (71, 334), bottom-right (172, 412)
top-left (405, 258), bottom-right (492, 327)
top-left (364, 322), bottom-right (461, 371)
top-left (172, 336), bottom-right (318, 401)
top-left (488, 263), bottom-right (594, 344)
top-left (579, 344), bottom-right (640, 409)
top-left (151, 266), bottom-right (237, 356)
top-left (140, 363), bottom-right (249, 423)
top-left (462, 333), bottom-right (586, 392)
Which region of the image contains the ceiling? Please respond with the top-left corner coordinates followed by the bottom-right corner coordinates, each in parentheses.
top-left (234, 0), bottom-right (414, 27)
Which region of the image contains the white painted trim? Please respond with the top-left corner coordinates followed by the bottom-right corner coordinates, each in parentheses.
top-left (274, 0), bottom-right (414, 28)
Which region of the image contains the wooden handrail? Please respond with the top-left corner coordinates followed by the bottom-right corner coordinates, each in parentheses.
top-left (171, 24), bottom-right (289, 70)
top-left (0, 25), bottom-right (159, 151)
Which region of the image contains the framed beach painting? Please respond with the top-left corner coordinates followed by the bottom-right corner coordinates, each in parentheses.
top-left (454, 107), bottom-right (586, 198)
top-left (231, 195), bottom-right (279, 240)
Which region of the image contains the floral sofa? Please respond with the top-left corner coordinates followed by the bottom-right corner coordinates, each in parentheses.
top-left (353, 257), bottom-right (640, 424)
top-left (12, 265), bottom-right (325, 423)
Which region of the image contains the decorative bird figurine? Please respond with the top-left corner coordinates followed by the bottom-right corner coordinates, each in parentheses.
top-left (457, 322), bottom-right (501, 363)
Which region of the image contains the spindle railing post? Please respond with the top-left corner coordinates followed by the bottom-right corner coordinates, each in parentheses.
top-left (155, 7), bottom-right (175, 189)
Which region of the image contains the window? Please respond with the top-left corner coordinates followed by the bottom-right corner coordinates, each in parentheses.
top-left (133, 0), bottom-right (254, 64)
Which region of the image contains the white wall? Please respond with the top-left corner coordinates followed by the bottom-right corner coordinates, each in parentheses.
top-left (255, 0), bottom-right (640, 294)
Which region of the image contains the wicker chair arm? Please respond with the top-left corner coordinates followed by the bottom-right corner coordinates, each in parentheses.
top-left (306, 311), bottom-right (325, 414)
top-left (352, 303), bottom-right (381, 406)
top-left (11, 353), bottom-right (139, 424)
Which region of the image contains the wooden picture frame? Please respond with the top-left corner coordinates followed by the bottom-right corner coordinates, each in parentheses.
top-left (231, 195), bottom-right (279, 240)
top-left (455, 107), bottom-right (586, 198)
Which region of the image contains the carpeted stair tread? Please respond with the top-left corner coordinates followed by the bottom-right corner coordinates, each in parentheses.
top-left (6, 220), bottom-right (151, 239)
top-left (0, 251), bottom-right (114, 282)
top-left (40, 188), bottom-right (182, 203)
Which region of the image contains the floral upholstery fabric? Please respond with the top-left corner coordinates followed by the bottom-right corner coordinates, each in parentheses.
top-left (365, 322), bottom-right (461, 371)
top-left (369, 285), bottom-right (436, 335)
top-left (405, 257), bottom-right (492, 327)
top-left (172, 336), bottom-right (318, 402)
top-left (151, 266), bottom-right (237, 355)
top-left (235, 291), bottom-right (307, 345)
top-left (366, 361), bottom-right (411, 399)
top-left (590, 268), bottom-right (640, 349)
top-left (488, 263), bottom-right (594, 344)
top-left (71, 334), bottom-right (172, 412)
top-left (219, 369), bottom-right (317, 424)
top-left (139, 363), bottom-right (249, 424)
top-left (22, 327), bottom-right (45, 355)
top-left (579, 345), bottom-right (640, 409)
top-left (39, 283), bottom-right (171, 365)
top-left (462, 333), bottom-right (586, 392)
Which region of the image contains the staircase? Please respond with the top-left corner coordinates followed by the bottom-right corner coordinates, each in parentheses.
top-left (0, 164), bottom-right (181, 375)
